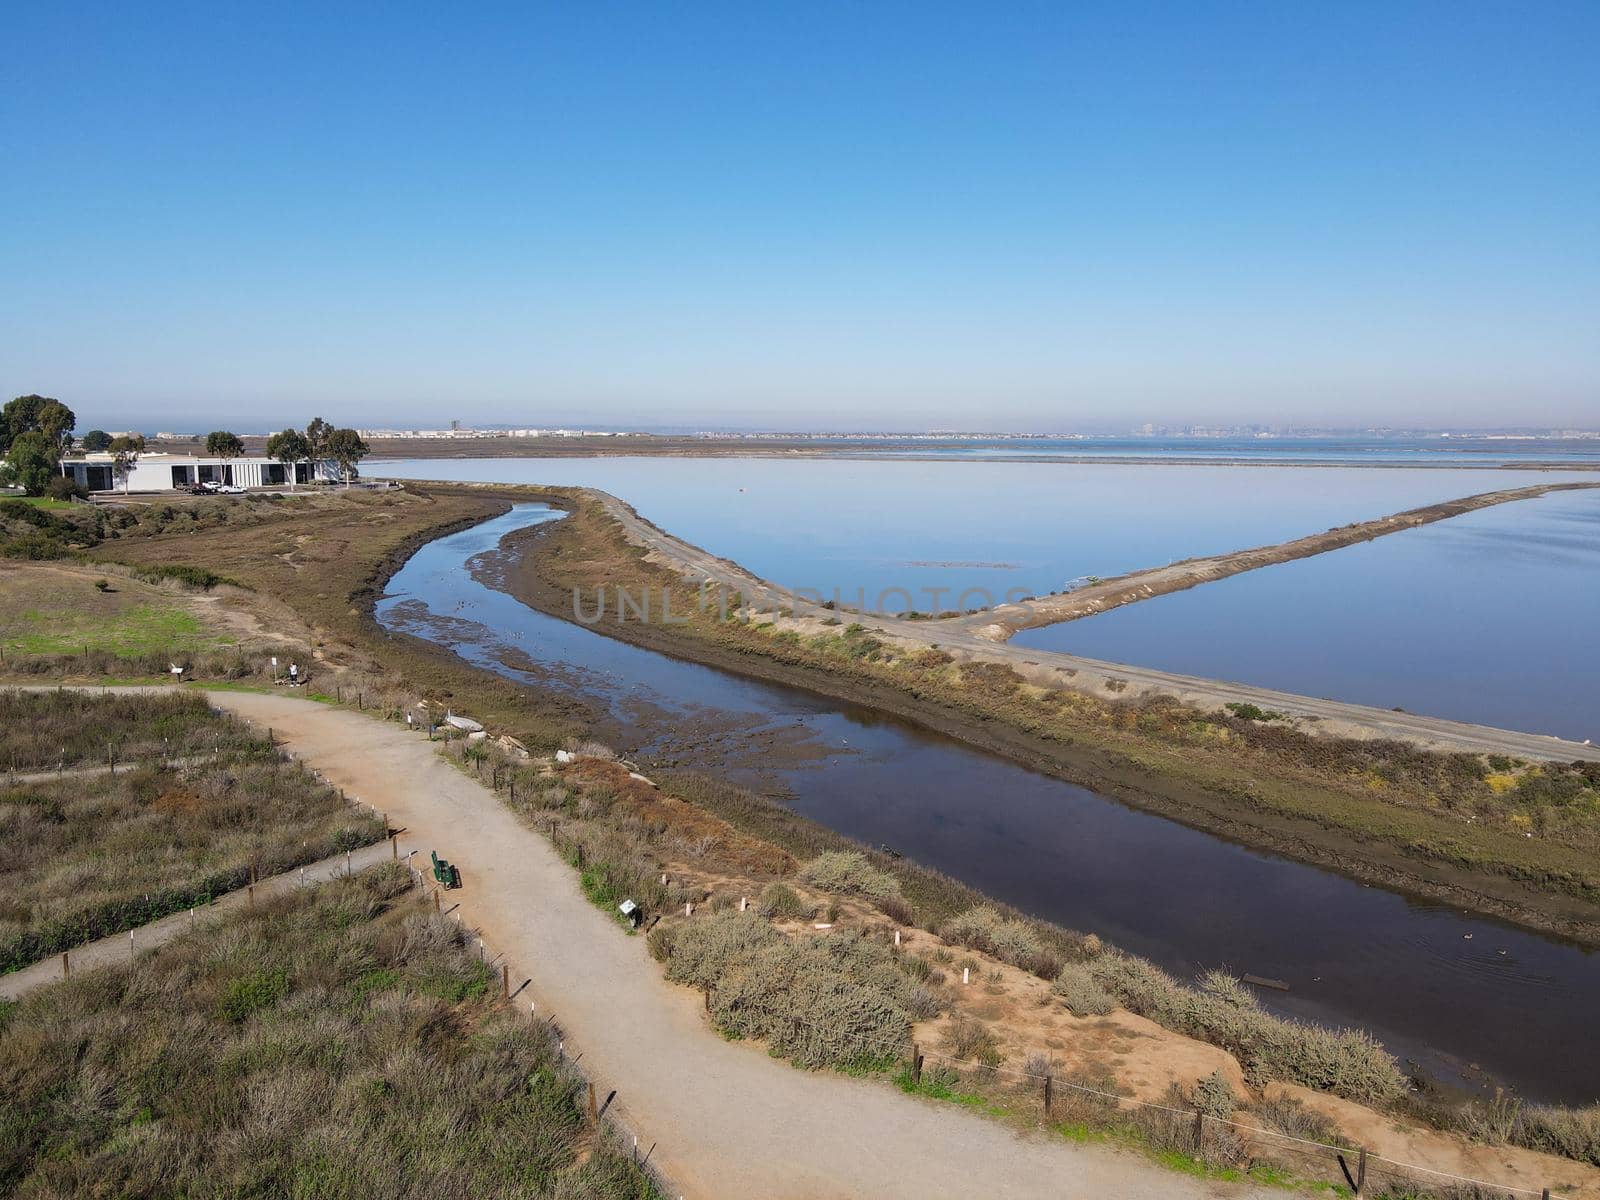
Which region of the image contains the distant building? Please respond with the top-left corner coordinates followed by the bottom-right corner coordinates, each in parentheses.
top-left (60, 451), bottom-right (339, 493)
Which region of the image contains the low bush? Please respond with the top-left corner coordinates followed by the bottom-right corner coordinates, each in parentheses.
top-left (758, 881), bottom-right (812, 920)
top-left (942, 1017), bottom-right (1002, 1067)
top-left (1053, 963), bottom-right (1115, 1017)
top-left (1189, 1070), bottom-right (1238, 1120)
top-left (940, 905), bottom-right (1059, 978)
top-left (875, 894), bottom-right (915, 926)
top-left (1252, 1094), bottom-right (1350, 1147)
top-left (1516, 1103), bottom-right (1600, 1166)
top-left (1086, 952), bottom-right (1406, 1104)
top-left (657, 911), bottom-right (919, 1070)
top-left (799, 851), bottom-right (901, 901)
top-left (128, 562), bottom-right (233, 590)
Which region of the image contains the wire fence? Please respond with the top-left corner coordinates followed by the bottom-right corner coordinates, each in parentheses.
top-left (688, 944), bottom-right (1571, 1200)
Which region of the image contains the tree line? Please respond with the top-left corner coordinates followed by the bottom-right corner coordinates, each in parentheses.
top-left (1, 394), bottom-right (370, 495)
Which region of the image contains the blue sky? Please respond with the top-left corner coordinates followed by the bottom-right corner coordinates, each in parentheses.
top-left (3, 2), bottom-right (1596, 432)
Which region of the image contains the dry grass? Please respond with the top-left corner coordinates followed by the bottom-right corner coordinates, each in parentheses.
top-left (0, 693), bottom-right (381, 971)
top-left (0, 866), bottom-right (658, 1199)
top-left (0, 688), bottom-right (253, 770)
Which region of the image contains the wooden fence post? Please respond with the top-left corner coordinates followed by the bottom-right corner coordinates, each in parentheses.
top-left (433, 889), bottom-right (441, 913)
top-left (1043, 1072), bottom-right (1053, 1117)
top-left (61, 950), bottom-right (70, 980)
top-left (1191, 1108), bottom-right (1205, 1153)
top-left (912, 1041), bottom-right (923, 1085)
top-left (247, 884), bottom-right (255, 908)
top-left (587, 1082), bottom-right (598, 1123)
top-left (502, 963), bottom-right (509, 997)
top-left (1355, 1148), bottom-right (1367, 1195)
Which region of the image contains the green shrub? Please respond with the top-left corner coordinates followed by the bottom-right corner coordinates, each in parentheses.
top-left (1197, 969), bottom-right (1255, 1010)
top-left (758, 882), bottom-right (813, 920)
top-left (1086, 952), bottom-right (1405, 1104)
top-left (940, 905), bottom-right (1058, 976)
top-left (219, 966), bottom-right (289, 1021)
top-left (661, 913), bottom-right (917, 1070)
top-left (799, 851), bottom-right (901, 901)
top-left (1053, 963), bottom-right (1115, 1016)
top-left (129, 562), bottom-right (232, 589)
top-left (659, 910), bottom-right (779, 991)
top-left (1190, 1070), bottom-right (1238, 1120)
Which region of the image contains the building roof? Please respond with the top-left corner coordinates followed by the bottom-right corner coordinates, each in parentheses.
top-left (62, 452), bottom-right (303, 465)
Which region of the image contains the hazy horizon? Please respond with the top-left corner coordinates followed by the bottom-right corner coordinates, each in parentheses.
top-left (4, 3), bottom-right (1596, 432)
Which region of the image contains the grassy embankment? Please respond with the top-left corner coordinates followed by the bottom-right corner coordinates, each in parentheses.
top-left (0, 691), bottom-right (383, 972)
top-left (37, 486), bottom-right (595, 745)
top-left (0, 865), bottom-right (657, 1199)
top-left (520, 493), bottom-right (1600, 939)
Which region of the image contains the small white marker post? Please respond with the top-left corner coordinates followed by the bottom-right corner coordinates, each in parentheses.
top-left (894, 929), bottom-right (901, 947)
top-left (685, 901), bottom-right (694, 917)
top-left (962, 966), bottom-right (970, 985)
top-left (739, 896), bottom-right (748, 912)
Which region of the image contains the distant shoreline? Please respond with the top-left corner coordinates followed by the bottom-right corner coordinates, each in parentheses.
top-left (344, 435), bottom-right (1600, 471)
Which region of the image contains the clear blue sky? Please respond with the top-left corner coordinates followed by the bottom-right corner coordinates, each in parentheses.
top-left (3, 2), bottom-right (1596, 432)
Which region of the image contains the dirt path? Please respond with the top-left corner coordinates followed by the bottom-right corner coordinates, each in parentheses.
top-left (587, 487), bottom-right (1600, 761)
top-left (198, 689), bottom-right (1254, 1200)
top-left (0, 838), bottom-right (396, 1001)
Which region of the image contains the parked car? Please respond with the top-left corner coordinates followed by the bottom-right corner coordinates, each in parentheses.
top-left (186, 483), bottom-right (212, 495)
top-left (214, 484), bottom-right (244, 494)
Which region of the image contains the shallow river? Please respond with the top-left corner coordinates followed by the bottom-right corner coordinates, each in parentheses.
top-left (378, 504), bottom-right (1600, 1105)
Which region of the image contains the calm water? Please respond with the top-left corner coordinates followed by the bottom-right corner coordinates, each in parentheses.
top-left (1016, 489), bottom-right (1600, 742)
top-left (378, 505), bottom-right (1600, 1104)
top-left (375, 456), bottom-right (1589, 613)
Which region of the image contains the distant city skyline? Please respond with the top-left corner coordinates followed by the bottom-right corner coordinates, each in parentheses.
top-left (4, 3), bottom-right (1596, 431)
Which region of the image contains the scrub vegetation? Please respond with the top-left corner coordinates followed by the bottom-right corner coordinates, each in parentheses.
top-left (0, 692), bottom-right (382, 972)
top-left (0, 689), bottom-right (247, 769)
top-left (0, 867), bottom-right (657, 1199)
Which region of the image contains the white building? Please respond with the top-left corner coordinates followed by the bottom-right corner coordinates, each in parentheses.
top-left (60, 452), bottom-right (340, 493)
